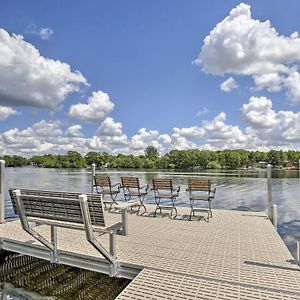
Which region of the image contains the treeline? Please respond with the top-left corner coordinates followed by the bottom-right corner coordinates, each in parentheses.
top-left (1, 147), bottom-right (300, 169)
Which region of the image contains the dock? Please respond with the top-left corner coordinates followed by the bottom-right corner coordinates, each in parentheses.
top-left (0, 205), bottom-right (300, 299)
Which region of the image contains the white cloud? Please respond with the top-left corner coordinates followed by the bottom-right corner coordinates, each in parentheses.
top-left (220, 77), bottom-right (238, 92)
top-left (66, 125), bottom-right (83, 137)
top-left (195, 3), bottom-right (300, 103)
top-left (242, 96), bottom-right (300, 144)
top-left (32, 120), bottom-right (63, 136)
top-left (173, 126), bottom-right (205, 139)
top-left (0, 106), bottom-right (18, 120)
top-left (202, 112), bottom-right (247, 148)
top-left (3, 98), bottom-right (300, 156)
top-left (38, 27), bottom-right (54, 40)
top-left (96, 117), bottom-right (123, 136)
top-left (69, 91), bottom-right (114, 123)
top-left (0, 28), bottom-right (87, 110)
top-left (242, 96), bottom-right (277, 128)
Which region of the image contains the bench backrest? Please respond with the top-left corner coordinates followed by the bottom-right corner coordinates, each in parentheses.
top-left (121, 177), bottom-right (140, 189)
top-left (152, 179), bottom-right (173, 191)
top-left (94, 176), bottom-right (112, 188)
top-left (187, 179), bottom-right (211, 192)
top-left (9, 188), bottom-right (106, 227)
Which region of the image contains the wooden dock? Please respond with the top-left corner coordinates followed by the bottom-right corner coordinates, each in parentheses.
top-left (0, 205), bottom-right (300, 299)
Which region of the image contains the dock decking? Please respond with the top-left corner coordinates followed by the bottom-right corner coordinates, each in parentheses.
top-left (0, 205), bottom-right (300, 299)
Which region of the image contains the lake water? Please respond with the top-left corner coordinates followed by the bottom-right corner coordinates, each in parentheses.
top-left (1, 167), bottom-right (300, 299)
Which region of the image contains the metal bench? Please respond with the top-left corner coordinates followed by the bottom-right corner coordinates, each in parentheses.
top-left (9, 188), bottom-right (132, 277)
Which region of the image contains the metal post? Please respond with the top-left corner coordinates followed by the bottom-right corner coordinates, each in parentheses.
top-left (297, 241), bottom-right (300, 266)
top-left (0, 160), bottom-right (5, 223)
top-left (91, 163), bottom-right (96, 193)
top-left (267, 164), bottom-right (272, 219)
top-left (271, 204), bottom-right (277, 230)
top-left (299, 159), bottom-right (300, 178)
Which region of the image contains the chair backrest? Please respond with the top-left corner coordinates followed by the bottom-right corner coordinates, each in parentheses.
top-left (94, 176), bottom-right (111, 188)
top-left (121, 177), bottom-right (140, 189)
top-left (9, 188), bottom-right (106, 227)
top-left (152, 178), bottom-right (173, 191)
top-left (187, 178), bottom-right (211, 192)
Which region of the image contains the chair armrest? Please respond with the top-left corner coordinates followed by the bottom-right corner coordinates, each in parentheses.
top-left (112, 183), bottom-right (121, 190)
top-left (140, 184), bottom-right (149, 193)
top-left (173, 186), bottom-right (180, 193)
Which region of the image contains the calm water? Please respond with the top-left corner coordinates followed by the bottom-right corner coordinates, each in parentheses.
top-left (1, 167), bottom-right (300, 298)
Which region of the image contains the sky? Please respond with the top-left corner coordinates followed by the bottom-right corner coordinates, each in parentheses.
top-left (1, 0), bottom-right (300, 156)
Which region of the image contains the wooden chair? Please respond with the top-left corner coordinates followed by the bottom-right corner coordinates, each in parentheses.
top-left (152, 179), bottom-right (180, 219)
top-left (121, 177), bottom-right (148, 215)
top-left (93, 176), bottom-right (121, 210)
top-left (186, 178), bottom-right (216, 221)
top-left (9, 188), bottom-right (132, 277)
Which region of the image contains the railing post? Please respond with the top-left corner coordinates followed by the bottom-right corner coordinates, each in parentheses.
top-left (297, 241), bottom-right (300, 266)
top-left (267, 164), bottom-right (272, 219)
top-left (271, 204), bottom-right (277, 230)
top-left (91, 163), bottom-right (96, 193)
top-left (0, 160), bottom-right (5, 224)
top-left (121, 208), bottom-right (129, 236)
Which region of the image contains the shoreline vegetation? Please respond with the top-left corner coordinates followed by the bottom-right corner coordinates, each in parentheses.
top-left (1, 146), bottom-right (300, 170)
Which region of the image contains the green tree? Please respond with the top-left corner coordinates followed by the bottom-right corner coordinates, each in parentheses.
top-left (144, 146), bottom-right (159, 160)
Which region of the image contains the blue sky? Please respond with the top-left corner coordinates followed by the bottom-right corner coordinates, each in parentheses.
top-left (1, 1), bottom-right (300, 156)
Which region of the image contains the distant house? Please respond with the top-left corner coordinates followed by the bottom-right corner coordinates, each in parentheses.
top-left (283, 161), bottom-right (295, 169)
top-left (258, 161), bottom-right (268, 168)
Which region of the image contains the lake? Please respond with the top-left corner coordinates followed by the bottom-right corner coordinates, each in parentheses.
top-left (1, 167), bottom-right (300, 299)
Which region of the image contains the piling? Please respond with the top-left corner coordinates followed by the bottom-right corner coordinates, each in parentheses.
top-left (271, 204), bottom-right (277, 230)
top-left (297, 241), bottom-right (300, 266)
top-left (91, 163), bottom-right (96, 193)
top-left (267, 164), bottom-right (272, 219)
top-left (0, 160), bottom-right (5, 223)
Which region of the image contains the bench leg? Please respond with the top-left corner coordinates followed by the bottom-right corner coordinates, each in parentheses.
top-left (51, 225), bottom-right (59, 263)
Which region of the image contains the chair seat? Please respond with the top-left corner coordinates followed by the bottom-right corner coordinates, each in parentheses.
top-left (155, 193), bottom-right (178, 199)
top-left (99, 190), bottom-right (119, 195)
top-left (190, 195), bottom-right (211, 201)
top-left (124, 192), bottom-right (147, 197)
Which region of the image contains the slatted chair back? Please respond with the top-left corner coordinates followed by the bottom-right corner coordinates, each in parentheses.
top-left (94, 176), bottom-right (112, 188)
top-left (187, 179), bottom-right (211, 193)
top-left (9, 188), bottom-right (106, 227)
top-left (152, 178), bottom-right (173, 191)
top-left (121, 177), bottom-right (140, 189)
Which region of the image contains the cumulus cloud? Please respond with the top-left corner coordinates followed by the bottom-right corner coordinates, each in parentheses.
top-left (220, 77), bottom-right (238, 92)
top-left (242, 96), bottom-right (300, 144)
top-left (0, 28), bottom-right (87, 110)
top-left (96, 117), bottom-right (123, 136)
top-left (195, 3), bottom-right (300, 103)
top-left (66, 125), bottom-right (83, 137)
top-left (242, 96), bottom-right (277, 128)
top-left (3, 97), bottom-right (300, 156)
top-left (69, 91), bottom-right (114, 123)
top-left (0, 106), bottom-right (18, 120)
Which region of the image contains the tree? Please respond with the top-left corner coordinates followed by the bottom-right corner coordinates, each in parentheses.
top-left (144, 146), bottom-right (159, 160)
